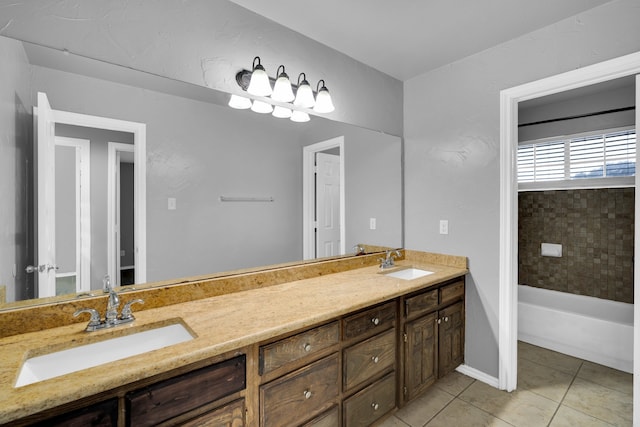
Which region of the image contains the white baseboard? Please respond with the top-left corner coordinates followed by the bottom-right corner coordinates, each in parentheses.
top-left (456, 364), bottom-right (500, 389)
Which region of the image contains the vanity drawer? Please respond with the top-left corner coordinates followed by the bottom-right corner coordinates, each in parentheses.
top-left (343, 301), bottom-right (396, 340)
top-left (125, 355), bottom-right (246, 427)
top-left (260, 321), bottom-right (339, 375)
top-left (343, 328), bottom-right (396, 391)
top-left (180, 399), bottom-right (245, 427)
top-left (301, 405), bottom-right (340, 427)
top-left (260, 354), bottom-right (339, 427)
top-left (405, 288), bottom-right (438, 319)
top-left (343, 372), bottom-right (396, 427)
top-left (440, 280), bottom-right (464, 306)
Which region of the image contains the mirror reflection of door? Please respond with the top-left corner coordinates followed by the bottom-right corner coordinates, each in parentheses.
top-left (315, 151), bottom-right (341, 257)
top-left (32, 92), bottom-right (146, 298)
top-left (54, 126), bottom-right (134, 293)
top-left (108, 143), bottom-right (135, 286)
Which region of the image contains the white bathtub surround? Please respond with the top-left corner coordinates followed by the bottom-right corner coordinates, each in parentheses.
top-left (518, 285), bottom-right (633, 373)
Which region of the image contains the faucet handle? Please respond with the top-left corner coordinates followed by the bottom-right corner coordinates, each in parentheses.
top-left (74, 308), bottom-right (101, 327)
top-left (120, 299), bottom-right (144, 320)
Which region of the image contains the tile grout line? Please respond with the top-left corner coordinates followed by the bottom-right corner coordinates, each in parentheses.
top-left (545, 360), bottom-right (583, 426)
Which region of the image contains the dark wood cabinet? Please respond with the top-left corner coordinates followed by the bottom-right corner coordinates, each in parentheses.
top-left (404, 311), bottom-right (438, 401)
top-left (438, 300), bottom-right (465, 377)
top-left (126, 355), bottom-right (246, 427)
top-left (260, 354), bottom-right (339, 427)
top-left (401, 278), bottom-right (465, 405)
top-left (29, 399), bottom-right (118, 427)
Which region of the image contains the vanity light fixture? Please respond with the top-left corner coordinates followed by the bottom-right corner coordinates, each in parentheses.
top-left (228, 94), bottom-right (252, 110)
top-left (231, 56), bottom-right (336, 122)
top-left (313, 80), bottom-right (335, 113)
top-left (271, 65), bottom-right (295, 102)
top-left (272, 105), bottom-right (293, 118)
top-left (251, 99), bottom-right (273, 114)
top-left (293, 73), bottom-right (315, 108)
top-left (290, 110), bottom-right (310, 123)
top-left (246, 56), bottom-right (272, 97)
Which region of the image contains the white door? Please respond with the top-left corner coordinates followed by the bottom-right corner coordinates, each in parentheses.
top-left (315, 152), bottom-right (341, 257)
top-left (35, 92), bottom-right (57, 297)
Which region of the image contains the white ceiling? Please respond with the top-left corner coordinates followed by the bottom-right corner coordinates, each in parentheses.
top-left (230, 0), bottom-right (614, 81)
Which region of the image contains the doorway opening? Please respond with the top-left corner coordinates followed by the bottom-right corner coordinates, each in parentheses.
top-left (35, 92), bottom-right (146, 297)
top-left (303, 136), bottom-right (346, 259)
top-left (499, 52), bottom-right (640, 420)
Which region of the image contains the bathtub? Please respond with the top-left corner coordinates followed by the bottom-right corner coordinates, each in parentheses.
top-left (518, 284), bottom-right (633, 373)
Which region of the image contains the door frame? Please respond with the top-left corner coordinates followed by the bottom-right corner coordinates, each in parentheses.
top-left (54, 136), bottom-right (91, 293)
top-left (499, 51), bottom-right (640, 419)
top-left (302, 137), bottom-right (345, 259)
top-left (50, 106), bottom-right (147, 285)
top-left (108, 142), bottom-right (135, 286)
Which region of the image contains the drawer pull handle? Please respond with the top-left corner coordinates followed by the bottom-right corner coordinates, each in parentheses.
top-left (444, 316), bottom-right (449, 322)
top-left (303, 390), bottom-right (312, 399)
top-left (371, 317), bottom-right (380, 326)
top-left (372, 356), bottom-right (379, 364)
top-left (437, 318), bottom-right (441, 324)
top-left (303, 343), bottom-right (312, 352)
top-left (372, 402), bottom-right (379, 411)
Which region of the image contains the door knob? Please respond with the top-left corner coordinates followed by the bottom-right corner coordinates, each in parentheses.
top-left (25, 264), bottom-right (58, 274)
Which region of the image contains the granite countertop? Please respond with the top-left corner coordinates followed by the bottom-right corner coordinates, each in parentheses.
top-left (0, 251), bottom-right (467, 423)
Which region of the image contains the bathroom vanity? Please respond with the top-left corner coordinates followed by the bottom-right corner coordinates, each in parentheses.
top-left (0, 250), bottom-right (467, 426)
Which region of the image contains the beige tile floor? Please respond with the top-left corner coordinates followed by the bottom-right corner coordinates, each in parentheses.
top-left (379, 341), bottom-right (633, 427)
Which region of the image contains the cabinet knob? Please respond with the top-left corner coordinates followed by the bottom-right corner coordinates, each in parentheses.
top-left (371, 317), bottom-right (380, 326)
top-left (444, 316), bottom-right (449, 322)
top-left (372, 356), bottom-right (379, 364)
top-left (303, 390), bottom-right (312, 399)
top-left (371, 402), bottom-right (379, 411)
top-left (437, 318), bottom-right (441, 324)
top-left (303, 343), bottom-right (312, 352)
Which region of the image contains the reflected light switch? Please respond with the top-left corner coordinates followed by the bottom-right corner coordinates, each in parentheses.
top-left (168, 197), bottom-right (176, 210)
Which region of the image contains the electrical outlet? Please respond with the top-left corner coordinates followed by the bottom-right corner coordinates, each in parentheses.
top-left (439, 220), bottom-right (449, 235)
top-left (168, 197), bottom-right (176, 210)
top-left (369, 218), bottom-right (376, 230)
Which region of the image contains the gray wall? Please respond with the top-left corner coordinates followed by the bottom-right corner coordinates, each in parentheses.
top-left (404, 0), bottom-right (640, 378)
top-left (519, 82), bottom-right (636, 142)
top-left (0, 0), bottom-right (403, 136)
top-left (0, 37), bottom-right (33, 302)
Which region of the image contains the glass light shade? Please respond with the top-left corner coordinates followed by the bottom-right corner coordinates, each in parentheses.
top-left (247, 66), bottom-right (272, 97)
top-left (272, 75), bottom-right (295, 102)
top-left (228, 94), bottom-right (252, 110)
top-left (313, 88), bottom-right (335, 113)
top-left (251, 100), bottom-right (273, 114)
top-left (294, 83), bottom-right (315, 108)
top-left (272, 105), bottom-right (292, 118)
top-left (290, 110), bottom-right (310, 123)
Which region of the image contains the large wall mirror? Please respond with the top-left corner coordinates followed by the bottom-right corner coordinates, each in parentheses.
top-left (0, 35), bottom-right (403, 310)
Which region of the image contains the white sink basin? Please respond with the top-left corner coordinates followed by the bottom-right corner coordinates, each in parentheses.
top-left (15, 322), bottom-right (194, 387)
top-left (384, 268), bottom-right (434, 280)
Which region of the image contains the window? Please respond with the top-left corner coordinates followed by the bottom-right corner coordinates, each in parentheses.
top-left (518, 129), bottom-right (636, 188)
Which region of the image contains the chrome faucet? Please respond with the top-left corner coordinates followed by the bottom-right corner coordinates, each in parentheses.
top-left (379, 249), bottom-right (401, 269)
top-left (74, 275), bottom-right (144, 332)
top-left (104, 275), bottom-right (120, 325)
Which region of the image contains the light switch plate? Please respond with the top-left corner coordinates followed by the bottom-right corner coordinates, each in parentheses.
top-left (439, 220), bottom-right (449, 235)
top-left (369, 218), bottom-right (376, 230)
top-left (168, 197), bottom-right (176, 210)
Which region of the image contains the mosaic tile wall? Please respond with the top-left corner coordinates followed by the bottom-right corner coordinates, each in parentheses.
top-left (518, 188), bottom-right (634, 303)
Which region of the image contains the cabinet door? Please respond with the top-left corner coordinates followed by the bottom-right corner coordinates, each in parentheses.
top-left (438, 301), bottom-right (464, 377)
top-left (404, 311), bottom-right (437, 401)
top-left (180, 399), bottom-right (245, 427)
top-left (31, 399), bottom-right (118, 427)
